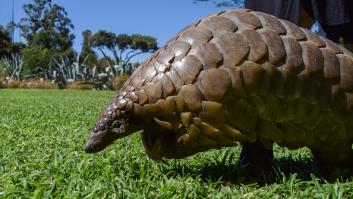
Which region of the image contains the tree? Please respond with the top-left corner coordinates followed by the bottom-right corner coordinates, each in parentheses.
top-left (0, 26), bottom-right (25, 58)
top-left (90, 30), bottom-right (158, 75)
top-left (193, 0), bottom-right (244, 7)
top-left (80, 29), bottom-right (97, 69)
top-left (18, 0), bottom-right (75, 54)
top-left (0, 27), bottom-right (13, 58)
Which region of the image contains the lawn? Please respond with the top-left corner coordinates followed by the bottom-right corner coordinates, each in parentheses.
top-left (1, 89), bottom-right (353, 198)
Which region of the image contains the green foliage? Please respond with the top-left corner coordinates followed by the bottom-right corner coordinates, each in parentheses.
top-left (130, 34), bottom-right (158, 52)
top-left (98, 57), bottom-right (114, 69)
top-left (194, 0), bottom-right (244, 7)
top-left (21, 46), bottom-right (54, 76)
top-left (18, 0), bottom-right (75, 53)
top-left (2, 0), bottom-right (152, 86)
top-left (91, 30), bottom-right (117, 52)
top-left (1, 89), bottom-right (353, 198)
top-left (0, 26), bottom-right (25, 58)
top-left (0, 27), bottom-right (13, 58)
top-left (90, 30), bottom-right (158, 75)
top-left (0, 60), bottom-right (6, 79)
top-left (80, 29), bottom-right (97, 69)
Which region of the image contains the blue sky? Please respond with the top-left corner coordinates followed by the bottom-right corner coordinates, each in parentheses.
top-left (0, 0), bottom-right (228, 61)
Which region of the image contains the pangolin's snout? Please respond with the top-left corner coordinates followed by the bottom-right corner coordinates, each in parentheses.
top-left (83, 138), bottom-right (98, 153)
top-left (83, 130), bottom-right (115, 153)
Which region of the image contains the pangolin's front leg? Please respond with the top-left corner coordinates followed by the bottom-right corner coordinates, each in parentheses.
top-left (239, 140), bottom-right (274, 173)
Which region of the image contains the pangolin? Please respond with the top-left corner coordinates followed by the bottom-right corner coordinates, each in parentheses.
top-left (84, 9), bottom-right (353, 168)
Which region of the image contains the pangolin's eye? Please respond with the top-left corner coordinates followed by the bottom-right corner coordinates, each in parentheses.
top-left (112, 121), bottom-right (121, 129)
top-left (98, 123), bottom-right (105, 131)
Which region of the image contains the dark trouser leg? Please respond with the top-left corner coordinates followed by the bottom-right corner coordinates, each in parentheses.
top-left (239, 140), bottom-right (274, 172)
top-left (312, 144), bottom-right (353, 168)
top-left (298, 3), bottom-right (314, 29)
top-left (321, 23), bottom-right (353, 53)
top-left (344, 43), bottom-right (353, 52)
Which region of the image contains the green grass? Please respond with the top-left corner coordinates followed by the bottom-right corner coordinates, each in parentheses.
top-left (1, 89), bottom-right (353, 198)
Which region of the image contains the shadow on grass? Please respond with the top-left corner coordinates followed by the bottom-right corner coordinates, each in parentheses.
top-left (163, 157), bottom-right (353, 186)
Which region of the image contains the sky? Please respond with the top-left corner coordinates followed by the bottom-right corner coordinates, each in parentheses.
top-left (0, 0), bottom-right (228, 62)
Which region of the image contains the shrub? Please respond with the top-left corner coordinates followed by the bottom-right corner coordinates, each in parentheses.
top-left (0, 65), bottom-right (5, 82)
top-left (0, 78), bottom-right (5, 88)
top-left (26, 80), bottom-right (57, 89)
top-left (66, 81), bottom-right (94, 90)
top-left (2, 80), bottom-right (26, 88)
top-left (1, 79), bottom-right (57, 89)
top-left (112, 73), bottom-right (129, 90)
top-left (21, 46), bottom-right (54, 76)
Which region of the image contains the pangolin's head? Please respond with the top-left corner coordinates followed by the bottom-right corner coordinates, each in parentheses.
top-left (84, 97), bottom-right (136, 153)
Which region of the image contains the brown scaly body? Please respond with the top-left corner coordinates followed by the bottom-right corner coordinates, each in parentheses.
top-left (84, 9), bottom-right (353, 168)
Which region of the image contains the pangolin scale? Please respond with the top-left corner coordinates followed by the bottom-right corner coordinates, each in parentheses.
top-left (84, 9), bottom-right (353, 168)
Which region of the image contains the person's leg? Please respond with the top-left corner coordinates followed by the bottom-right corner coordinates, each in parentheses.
top-left (321, 23), bottom-right (353, 52)
top-left (239, 140), bottom-right (274, 172)
top-left (344, 43), bottom-right (353, 52)
top-left (298, 3), bottom-right (314, 29)
top-left (245, 0), bottom-right (302, 25)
